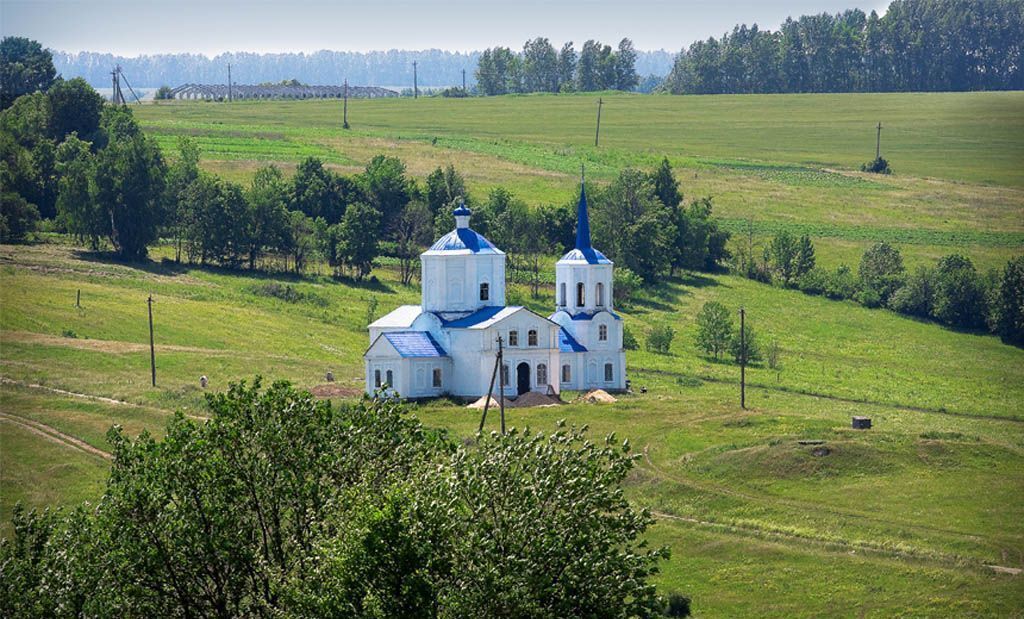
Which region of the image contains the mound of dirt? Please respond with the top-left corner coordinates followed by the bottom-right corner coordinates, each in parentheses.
top-left (578, 389), bottom-right (617, 404)
top-left (508, 391), bottom-right (562, 408)
top-left (467, 395), bottom-right (501, 410)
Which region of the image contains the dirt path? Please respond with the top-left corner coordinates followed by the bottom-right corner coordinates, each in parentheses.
top-left (0, 377), bottom-right (207, 421)
top-left (0, 412), bottom-right (111, 460)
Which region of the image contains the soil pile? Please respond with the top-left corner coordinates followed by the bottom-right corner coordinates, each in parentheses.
top-left (579, 389), bottom-right (617, 404)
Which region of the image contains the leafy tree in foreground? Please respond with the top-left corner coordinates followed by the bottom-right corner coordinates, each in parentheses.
top-left (695, 301), bottom-right (734, 360)
top-left (0, 379), bottom-right (670, 618)
top-left (46, 77), bottom-right (105, 143)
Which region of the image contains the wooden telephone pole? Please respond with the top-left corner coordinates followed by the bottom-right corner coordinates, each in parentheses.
top-left (413, 61), bottom-right (418, 99)
top-left (479, 336), bottom-right (506, 435)
top-left (343, 79), bottom-right (350, 129)
top-left (594, 97), bottom-right (604, 147)
top-left (739, 306), bottom-right (746, 409)
top-left (462, 68), bottom-right (466, 92)
top-left (147, 295), bottom-right (156, 387)
top-left (875, 122), bottom-right (883, 159)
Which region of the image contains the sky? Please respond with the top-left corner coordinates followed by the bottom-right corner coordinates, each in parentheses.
top-left (2, 0), bottom-right (889, 56)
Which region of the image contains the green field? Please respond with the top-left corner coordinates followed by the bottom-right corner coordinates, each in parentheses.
top-left (3, 92), bottom-right (1024, 616)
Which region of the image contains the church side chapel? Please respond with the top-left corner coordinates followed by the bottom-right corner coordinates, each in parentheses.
top-left (364, 175), bottom-right (626, 399)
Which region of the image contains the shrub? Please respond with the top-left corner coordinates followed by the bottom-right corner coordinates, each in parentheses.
top-left (613, 267), bottom-right (642, 305)
top-left (663, 592), bottom-right (693, 617)
top-left (888, 266), bottom-right (936, 318)
top-left (622, 325), bottom-right (639, 350)
top-left (730, 324), bottom-right (762, 364)
top-left (646, 324), bottom-right (675, 354)
top-left (825, 265), bottom-right (858, 300)
top-left (858, 242), bottom-right (905, 305)
top-left (796, 267), bottom-right (829, 295)
top-left (0, 191), bottom-right (40, 242)
top-left (991, 255), bottom-right (1024, 345)
top-left (932, 254), bottom-right (987, 329)
top-left (154, 85), bottom-right (174, 100)
top-left (861, 156), bottom-right (891, 174)
top-left (694, 301), bottom-right (733, 359)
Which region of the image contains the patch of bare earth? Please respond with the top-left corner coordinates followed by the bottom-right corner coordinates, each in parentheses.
top-left (0, 412), bottom-right (111, 460)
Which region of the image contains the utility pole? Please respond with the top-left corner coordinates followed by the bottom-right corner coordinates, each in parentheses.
top-left (594, 97), bottom-right (604, 147)
top-left (498, 336), bottom-right (505, 435)
top-left (739, 306), bottom-right (746, 409)
top-left (75, 289), bottom-right (81, 308)
top-left (462, 68), bottom-right (466, 92)
top-left (412, 61), bottom-right (418, 99)
top-left (875, 121), bottom-right (882, 159)
top-left (480, 335), bottom-right (504, 433)
top-left (343, 79), bottom-right (350, 129)
top-left (111, 67), bottom-right (125, 105)
top-left (228, 63), bottom-right (232, 102)
top-left (147, 295), bottom-right (156, 387)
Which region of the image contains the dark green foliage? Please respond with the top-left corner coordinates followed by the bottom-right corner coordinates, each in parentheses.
top-left (339, 202), bottom-right (380, 279)
top-left (361, 155), bottom-right (412, 237)
top-left (764, 232), bottom-right (799, 285)
top-left (932, 254), bottom-right (987, 329)
top-left (92, 110), bottom-right (166, 260)
top-left (991, 256), bottom-right (1024, 345)
top-left (393, 200), bottom-right (433, 285)
top-left (662, 2), bottom-right (1024, 94)
top-left (613, 267), bottom-right (642, 305)
top-left (889, 266), bottom-right (937, 317)
top-left (154, 85), bottom-right (174, 100)
top-left (622, 325), bottom-right (639, 350)
top-left (650, 157), bottom-right (683, 211)
top-left (858, 241), bottom-right (905, 304)
top-left (477, 37), bottom-right (639, 95)
top-left (291, 156), bottom-right (341, 222)
top-left (796, 267), bottom-right (829, 295)
top-left (861, 156), bottom-right (891, 174)
top-left (695, 301), bottom-right (734, 359)
top-left (0, 191), bottom-right (40, 242)
top-left (0, 379), bottom-right (667, 617)
top-left (536, 201), bottom-right (576, 254)
top-left (825, 265), bottom-right (858, 300)
top-left (0, 37), bottom-right (56, 109)
top-left (663, 592), bottom-right (693, 617)
top-left (646, 324), bottom-right (675, 354)
top-left (731, 323), bottom-right (762, 365)
top-left (243, 164), bottom-right (290, 269)
top-left (591, 169), bottom-right (674, 282)
top-left (55, 133), bottom-right (101, 248)
top-left (424, 163), bottom-right (468, 217)
top-left (46, 78), bottom-right (105, 143)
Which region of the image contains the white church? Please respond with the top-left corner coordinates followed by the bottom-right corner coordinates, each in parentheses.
top-left (364, 178), bottom-right (626, 399)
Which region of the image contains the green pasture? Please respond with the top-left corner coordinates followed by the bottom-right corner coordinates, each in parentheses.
top-left (1, 241), bottom-right (1022, 616)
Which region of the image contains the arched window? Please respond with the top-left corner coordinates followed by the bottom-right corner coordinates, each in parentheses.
top-left (432, 368), bottom-right (442, 387)
top-left (508, 330), bottom-right (519, 346)
top-left (374, 369), bottom-right (382, 388)
top-left (596, 282), bottom-right (604, 306)
top-left (501, 363), bottom-right (510, 385)
top-left (386, 370), bottom-right (394, 386)
top-left (562, 364), bottom-right (571, 382)
top-left (528, 329), bottom-right (538, 346)
top-left (479, 282), bottom-right (489, 301)
top-left (576, 282), bottom-right (585, 307)
top-left (559, 283), bottom-right (566, 306)
top-left (604, 363), bottom-right (613, 382)
top-left (599, 324), bottom-right (608, 341)
top-left (537, 364), bottom-right (547, 386)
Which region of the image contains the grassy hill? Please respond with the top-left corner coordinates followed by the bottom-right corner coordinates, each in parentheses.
top-left (2, 239), bottom-right (1022, 616)
top-left (3, 92), bottom-right (1023, 615)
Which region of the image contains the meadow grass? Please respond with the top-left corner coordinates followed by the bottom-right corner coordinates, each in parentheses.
top-left (1, 241), bottom-right (1022, 615)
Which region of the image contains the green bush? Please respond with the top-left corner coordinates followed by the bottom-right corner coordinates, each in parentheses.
top-left (825, 265), bottom-right (858, 300)
top-left (861, 156), bottom-right (891, 174)
top-left (622, 325), bottom-right (639, 350)
top-left (646, 324), bottom-right (675, 354)
top-left (730, 324), bottom-right (762, 364)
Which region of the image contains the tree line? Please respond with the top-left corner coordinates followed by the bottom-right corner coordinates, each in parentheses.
top-left (1, 378), bottom-right (695, 617)
top-left (733, 230), bottom-right (1024, 346)
top-left (662, 0), bottom-right (1024, 94)
top-left (476, 38), bottom-right (641, 95)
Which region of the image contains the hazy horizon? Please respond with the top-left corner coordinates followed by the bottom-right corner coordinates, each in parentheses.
top-left (3, 0), bottom-right (888, 57)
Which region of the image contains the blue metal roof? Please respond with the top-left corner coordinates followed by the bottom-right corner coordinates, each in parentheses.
top-left (569, 309), bottom-right (621, 321)
top-left (559, 247), bottom-right (612, 264)
top-left (383, 331), bottom-right (448, 357)
top-left (575, 180), bottom-right (592, 251)
top-left (558, 328), bottom-right (588, 353)
top-left (436, 305), bottom-right (507, 328)
top-left (428, 228), bottom-right (501, 254)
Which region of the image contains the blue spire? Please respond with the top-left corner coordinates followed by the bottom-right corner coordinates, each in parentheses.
top-left (575, 165), bottom-right (591, 251)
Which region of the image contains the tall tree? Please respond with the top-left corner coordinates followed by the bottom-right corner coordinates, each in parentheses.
top-left (244, 164), bottom-right (290, 269)
top-left (557, 41), bottom-right (577, 90)
top-left (46, 77), bottom-right (105, 142)
top-left (0, 37), bottom-right (56, 109)
top-left (339, 201), bottom-right (380, 279)
top-left (577, 40), bottom-right (602, 91)
top-left (361, 155), bottom-right (411, 238)
top-left (614, 38), bottom-right (640, 91)
top-left (55, 133), bottom-right (101, 248)
top-left (522, 38), bottom-right (559, 92)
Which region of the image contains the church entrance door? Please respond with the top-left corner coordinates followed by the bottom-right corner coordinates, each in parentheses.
top-left (516, 362), bottom-right (530, 395)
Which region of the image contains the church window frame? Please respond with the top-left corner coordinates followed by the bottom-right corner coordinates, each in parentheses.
top-left (599, 324), bottom-right (608, 341)
top-left (577, 282), bottom-right (585, 307)
top-left (432, 367), bottom-right (442, 388)
top-left (604, 363), bottom-right (613, 382)
top-left (596, 282), bottom-right (605, 307)
top-left (537, 363), bottom-right (547, 386)
top-left (479, 282), bottom-right (489, 301)
top-left (374, 369), bottom-right (382, 388)
top-left (386, 369), bottom-right (394, 387)
top-left (528, 329), bottom-right (538, 347)
top-left (501, 363), bottom-right (510, 385)
top-left (508, 330), bottom-right (519, 347)
top-left (562, 364), bottom-right (571, 383)
top-left (560, 283), bottom-right (566, 307)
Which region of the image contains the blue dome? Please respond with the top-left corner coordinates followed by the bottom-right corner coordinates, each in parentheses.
top-left (558, 247), bottom-right (612, 264)
top-left (427, 227), bottom-right (502, 254)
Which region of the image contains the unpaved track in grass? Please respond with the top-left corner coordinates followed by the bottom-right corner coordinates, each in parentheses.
top-left (0, 411), bottom-right (111, 460)
top-left (640, 444), bottom-right (1024, 570)
top-left (0, 377), bottom-right (207, 421)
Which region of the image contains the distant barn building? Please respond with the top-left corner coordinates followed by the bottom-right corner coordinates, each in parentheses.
top-left (169, 83), bottom-right (398, 100)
